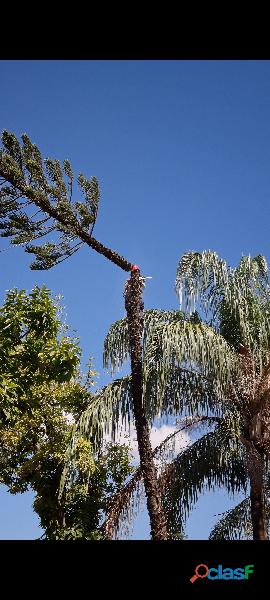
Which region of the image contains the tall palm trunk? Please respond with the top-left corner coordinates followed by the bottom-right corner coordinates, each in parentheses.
top-left (125, 269), bottom-right (168, 539)
top-left (247, 445), bottom-right (268, 540)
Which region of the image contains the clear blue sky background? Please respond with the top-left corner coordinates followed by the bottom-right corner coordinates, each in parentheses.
top-left (0, 60), bottom-right (269, 539)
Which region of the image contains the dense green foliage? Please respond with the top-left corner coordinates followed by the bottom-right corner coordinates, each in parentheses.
top-left (0, 286), bottom-right (133, 539)
top-left (0, 284), bottom-right (81, 427)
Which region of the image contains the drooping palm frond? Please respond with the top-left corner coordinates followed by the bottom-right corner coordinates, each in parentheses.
top-left (209, 498), bottom-right (251, 540)
top-left (175, 250), bottom-right (230, 319)
top-left (233, 254), bottom-right (269, 296)
top-left (175, 251), bottom-right (270, 366)
top-left (210, 479), bottom-right (270, 541)
top-left (103, 308), bottom-right (220, 421)
top-left (220, 265), bottom-right (270, 368)
top-left (154, 415), bottom-right (221, 467)
top-left (103, 309), bottom-right (186, 375)
top-left (160, 423), bottom-right (247, 537)
top-left (103, 317), bottom-right (129, 374)
top-left (143, 319), bottom-right (239, 412)
top-left (59, 376), bottom-right (132, 496)
top-left (175, 251), bottom-right (269, 314)
top-left (103, 314), bottom-right (224, 421)
top-left (100, 468), bottom-right (143, 540)
top-left (143, 365), bottom-right (222, 421)
top-left (210, 482), bottom-right (270, 541)
top-left (76, 376), bottom-right (133, 450)
top-left (100, 416), bottom-right (221, 539)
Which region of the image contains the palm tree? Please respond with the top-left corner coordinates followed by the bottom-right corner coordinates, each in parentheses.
top-left (172, 251), bottom-right (270, 540)
top-left (64, 252), bottom-right (270, 540)
top-left (150, 251), bottom-right (270, 540)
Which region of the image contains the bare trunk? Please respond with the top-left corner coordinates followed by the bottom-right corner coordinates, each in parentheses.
top-left (125, 269), bottom-right (168, 540)
top-left (247, 445), bottom-right (268, 540)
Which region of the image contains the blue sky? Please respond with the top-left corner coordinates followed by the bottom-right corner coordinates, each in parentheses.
top-left (0, 59), bottom-right (270, 539)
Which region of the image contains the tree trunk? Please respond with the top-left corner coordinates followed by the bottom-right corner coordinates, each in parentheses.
top-left (247, 445), bottom-right (268, 540)
top-left (125, 269), bottom-right (168, 540)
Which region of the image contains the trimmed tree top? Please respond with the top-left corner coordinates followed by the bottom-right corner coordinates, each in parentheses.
top-left (0, 130), bottom-right (133, 272)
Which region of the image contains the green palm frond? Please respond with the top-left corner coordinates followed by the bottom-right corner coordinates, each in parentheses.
top-left (76, 376), bottom-right (133, 449)
top-left (104, 316), bottom-right (225, 421)
top-left (101, 415), bottom-right (220, 539)
top-left (103, 317), bottom-right (129, 374)
top-left (143, 320), bottom-right (239, 411)
top-left (59, 376), bottom-right (132, 496)
top-left (103, 309), bottom-right (186, 375)
top-left (160, 424), bottom-right (247, 537)
top-left (175, 250), bottom-right (229, 318)
top-left (209, 498), bottom-right (251, 540)
top-left (175, 251), bottom-right (270, 363)
top-left (143, 366), bottom-right (222, 421)
top-left (233, 254), bottom-right (269, 294)
top-left (211, 487), bottom-right (270, 539)
top-left (175, 250), bottom-right (269, 313)
top-left (154, 416), bottom-right (221, 468)
top-left (100, 469), bottom-right (143, 540)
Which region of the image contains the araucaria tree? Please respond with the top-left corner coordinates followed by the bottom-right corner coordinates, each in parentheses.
top-left (0, 130), bottom-right (167, 539)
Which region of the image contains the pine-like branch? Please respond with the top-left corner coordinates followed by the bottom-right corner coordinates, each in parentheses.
top-left (0, 131), bottom-right (133, 271)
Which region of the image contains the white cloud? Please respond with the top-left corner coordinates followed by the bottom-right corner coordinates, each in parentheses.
top-left (150, 424), bottom-right (190, 453)
top-left (108, 422), bottom-right (190, 464)
top-left (64, 412), bottom-right (190, 465)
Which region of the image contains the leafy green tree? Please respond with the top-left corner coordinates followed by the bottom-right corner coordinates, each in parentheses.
top-left (0, 130), bottom-right (167, 539)
top-left (68, 253), bottom-right (270, 540)
top-left (0, 286), bottom-right (133, 539)
top-left (0, 285), bottom-right (80, 428)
